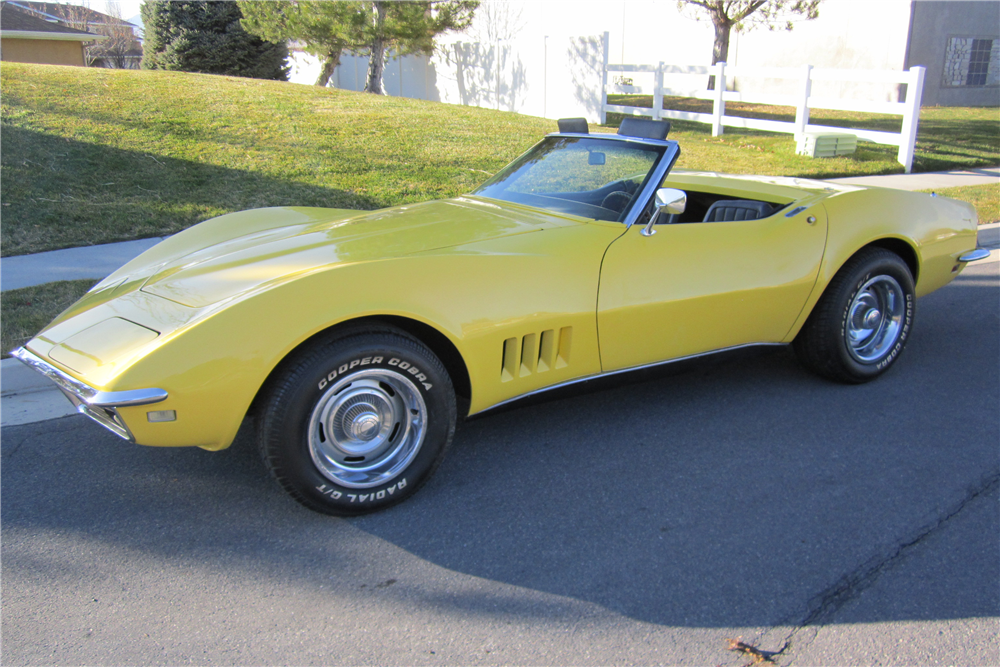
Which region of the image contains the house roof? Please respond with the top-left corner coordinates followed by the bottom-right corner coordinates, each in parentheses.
top-left (7, 1), bottom-right (113, 26)
top-left (1, 2), bottom-right (105, 40)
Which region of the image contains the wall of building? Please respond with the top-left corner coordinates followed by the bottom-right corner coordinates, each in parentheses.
top-left (906, 0), bottom-right (1000, 106)
top-left (292, 34), bottom-right (609, 123)
top-left (465, 0), bottom-right (917, 102)
top-left (288, 0), bottom-right (997, 115)
top-left (725, 0), bottom-right (913, 102)
top-left (0, 38), bottom-right (85, 66)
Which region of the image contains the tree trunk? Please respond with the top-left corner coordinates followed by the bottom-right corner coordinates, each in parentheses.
top-left (365, 38), bottom-right (386, 94)
top-left (364, 1), bottom-right (388, 94)
top-left (315, 52), bottom-right (340, 87)
top-left (708, 16), bottom-right (732, 90)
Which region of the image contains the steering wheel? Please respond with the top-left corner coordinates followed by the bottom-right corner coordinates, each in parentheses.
top-left (601, 191), bottom-right (633, 213)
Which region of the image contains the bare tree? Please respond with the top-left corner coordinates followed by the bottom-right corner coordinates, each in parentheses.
top-left (678, 0), bottom-right (821, 87)
top-left (470, 0), bottom-right (525, 43)
top-left (91, 2), bottom-right (141, 69)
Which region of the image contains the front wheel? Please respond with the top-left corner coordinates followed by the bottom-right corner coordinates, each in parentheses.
top-left (257, 330), bottom-right (456, 515)
top-left (794, 248), bottom-right (915, 383)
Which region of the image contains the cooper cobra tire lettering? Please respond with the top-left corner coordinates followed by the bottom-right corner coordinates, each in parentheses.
top-left (259, 329), bottom-right (455, 516)
top-left (317, 355), bottom-right (386, 389)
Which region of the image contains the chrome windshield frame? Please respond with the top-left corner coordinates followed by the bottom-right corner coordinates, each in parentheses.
top-left (473, 132), bottom-right (681, 227)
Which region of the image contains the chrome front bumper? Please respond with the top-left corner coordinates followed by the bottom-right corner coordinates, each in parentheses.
top-left (10, 348), bottom-right (168, 442)
top-left (958, 248), bottom-right (991, 263)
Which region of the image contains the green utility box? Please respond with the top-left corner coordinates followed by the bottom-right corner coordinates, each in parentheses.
top-left (795, 133), bottom-right (858, 158)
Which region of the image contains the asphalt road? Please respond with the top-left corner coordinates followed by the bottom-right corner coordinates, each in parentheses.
top-left (2, 261), bottom-right (997, 666)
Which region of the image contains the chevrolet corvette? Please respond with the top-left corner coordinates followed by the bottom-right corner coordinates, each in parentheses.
top-left (13, 117), bottom-right (986, 514)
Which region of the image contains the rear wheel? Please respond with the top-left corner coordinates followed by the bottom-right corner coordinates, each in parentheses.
top-left (794, 248), bottom-right (915, 383)
top-left (257, 329), bottom-right (456, 515)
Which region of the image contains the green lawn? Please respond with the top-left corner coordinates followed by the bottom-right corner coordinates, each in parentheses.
top-left (926, 183), bottom-right (1000, 224)
top-left (1, 279), bottom-right (96, 357)
top-left (607, 95), bottom-right (1000, 174)
top-left (3, 63), bottom-right (997, 256)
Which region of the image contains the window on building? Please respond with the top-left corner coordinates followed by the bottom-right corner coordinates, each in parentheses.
top-left (943, 37), bottom-right (999, 87)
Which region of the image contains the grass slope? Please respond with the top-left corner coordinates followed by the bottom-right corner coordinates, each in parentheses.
top-left (1, 64), bottom-right (551, 256)
top-left (1, 279), bottom-right (96, 356)
top-left (2, 64), bottom-right (998, 257)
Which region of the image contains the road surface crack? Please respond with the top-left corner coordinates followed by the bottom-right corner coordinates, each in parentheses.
top-left (755, 470), bottom-right (1000, 665)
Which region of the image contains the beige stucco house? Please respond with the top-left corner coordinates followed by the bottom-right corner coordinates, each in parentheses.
top-left (1, 1), bottom-right (104, 67)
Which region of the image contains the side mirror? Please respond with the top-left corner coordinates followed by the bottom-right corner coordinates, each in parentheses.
top-left (641, 188), bottom-right (687, 236)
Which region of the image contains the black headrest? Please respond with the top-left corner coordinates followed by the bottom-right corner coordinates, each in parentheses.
top-left (703, 200), bottom-right (775, 223)
top-left (618, 117), bottom-right (671, 140)
top-left (557, 118), bottom-right (589, 134)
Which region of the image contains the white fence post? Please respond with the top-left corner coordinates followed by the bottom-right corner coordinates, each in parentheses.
top-left (600, 32), bottom-right (610, 125)
top-left (794, 64), bottom-right (812, 138)
top-left (653, 61), bottom-right (664, 121)
top-left (712, 62), bottom-right (726, 137)
top-left (898, 66), bottom-right (926, 173)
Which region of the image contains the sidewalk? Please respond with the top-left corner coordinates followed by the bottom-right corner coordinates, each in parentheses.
top-left (2, 168), bottom-right (999, 427)
top-left (827, 166), bottom-right (999, 191)
top-left (1, 236), bottom-right (166, 291)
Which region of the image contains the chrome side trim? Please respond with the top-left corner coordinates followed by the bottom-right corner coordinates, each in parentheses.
top-left (10, 347), bottom-right (168, 442)
top-left (958, 248), bottom-right (991, 263)
top-left (475, 342), bottom-right (785, 415)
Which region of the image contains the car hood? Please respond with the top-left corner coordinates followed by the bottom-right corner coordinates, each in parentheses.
top-left (100, 197), bottom-right (567, 308)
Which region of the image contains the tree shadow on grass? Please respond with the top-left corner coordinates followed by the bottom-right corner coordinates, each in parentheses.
top-left (1, 125), bottom-right (378, 257)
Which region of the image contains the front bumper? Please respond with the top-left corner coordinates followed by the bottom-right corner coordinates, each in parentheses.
top-left (958, 248), bottom-right (992, 263)
top-left (11, 347), bottom-right (168, 442)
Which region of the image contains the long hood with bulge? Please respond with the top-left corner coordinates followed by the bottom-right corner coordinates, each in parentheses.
top-left (107, 197), bottom-right (562, 308)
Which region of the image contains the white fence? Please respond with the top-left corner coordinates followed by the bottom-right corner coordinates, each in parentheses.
top-left (315, 32), bottom-right (609, 122)
top-left (603, 62), bottom-right (926, 172)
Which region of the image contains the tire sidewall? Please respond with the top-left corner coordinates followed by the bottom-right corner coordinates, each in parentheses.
top-left (834, 256), bottom-right (915, 380)
top-left (265, 335), bottom-right (455, 515)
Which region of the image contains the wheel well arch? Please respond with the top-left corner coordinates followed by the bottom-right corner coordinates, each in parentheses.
top-left (863, 237), bottom-right (919, 284)
top-left (249, 315), bottom-right (472, 417)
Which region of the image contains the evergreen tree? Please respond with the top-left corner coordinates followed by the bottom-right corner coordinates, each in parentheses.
top-left (238, 1), bottom-right (477, 94)
top-left (142, 0), bottom-right (289, 80)
top-left (239, 1), bottom-right (366, 87)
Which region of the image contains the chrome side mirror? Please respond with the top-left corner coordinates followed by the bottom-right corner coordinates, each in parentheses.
top-left (641, 188), bottom-right (687, 236)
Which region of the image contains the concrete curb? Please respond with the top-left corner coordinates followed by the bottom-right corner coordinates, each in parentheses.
top-left (1, 357), bottom-right (78, 426)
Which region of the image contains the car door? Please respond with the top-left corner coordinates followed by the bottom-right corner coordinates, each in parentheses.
top-left (597, 203), bottom-right (828, 372)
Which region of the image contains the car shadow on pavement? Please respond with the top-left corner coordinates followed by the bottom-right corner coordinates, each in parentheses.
top-left (2, 268), bottom-right (997, 632)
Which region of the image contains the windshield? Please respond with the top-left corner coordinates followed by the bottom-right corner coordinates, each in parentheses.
top-left (473, 136), bottom-right (665, 222)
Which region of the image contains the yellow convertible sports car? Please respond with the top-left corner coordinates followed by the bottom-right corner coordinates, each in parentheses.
top-left (13, 117), bottom-right (986, 515)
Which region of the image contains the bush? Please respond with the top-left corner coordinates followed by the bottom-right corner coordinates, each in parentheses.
top-left (141, 0), bottom-right (289, 80)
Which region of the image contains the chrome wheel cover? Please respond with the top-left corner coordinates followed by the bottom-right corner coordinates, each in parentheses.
top-left (845, 275), bottom-right (906, 363)
top-left (308, 369), bottom-right (427, 489)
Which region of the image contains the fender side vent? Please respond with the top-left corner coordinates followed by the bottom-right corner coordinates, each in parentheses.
top-left (501, 327), bottom-right (572, 382)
